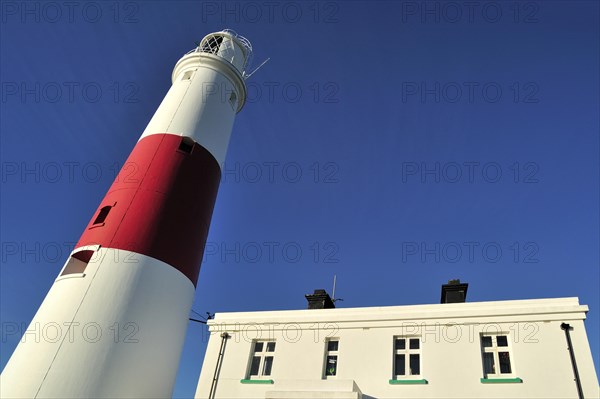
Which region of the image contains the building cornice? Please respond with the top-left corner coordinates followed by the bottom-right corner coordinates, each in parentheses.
top-left (207, 297), bottom-right (588, 331)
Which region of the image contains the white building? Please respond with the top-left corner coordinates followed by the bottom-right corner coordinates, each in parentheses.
top-left (195, 283), bottom-right (599, 399)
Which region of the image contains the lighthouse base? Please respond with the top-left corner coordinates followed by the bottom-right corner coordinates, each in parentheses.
top-left (1, 247), bottom-right (195, 398)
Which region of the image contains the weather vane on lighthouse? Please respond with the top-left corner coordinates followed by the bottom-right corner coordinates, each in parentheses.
top-left (1, 30), bottom-right (258, 398)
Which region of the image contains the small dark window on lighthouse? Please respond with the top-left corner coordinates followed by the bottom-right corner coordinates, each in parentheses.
top-left (93, 206), bottom-right (111, 225)
top-left (178, 137), bottom-right (195, 154)
top-left (60, 250), bottom-right (94, 276)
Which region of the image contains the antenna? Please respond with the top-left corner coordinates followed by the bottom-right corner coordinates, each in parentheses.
top-left (332, 275), bottom-right (337, 301)
top-left (243, 57), bottom-right (270, 80)
top-left (332, 275), bottom-right (343, 303)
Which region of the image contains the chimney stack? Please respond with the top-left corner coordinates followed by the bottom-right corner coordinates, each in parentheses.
top-left (441, 279), bottom-right (468, 304)
top-left (305, 289), bottom-right (335, 309)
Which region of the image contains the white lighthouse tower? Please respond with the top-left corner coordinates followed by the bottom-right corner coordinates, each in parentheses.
top-left (1, 30), bottom-right (252, 398)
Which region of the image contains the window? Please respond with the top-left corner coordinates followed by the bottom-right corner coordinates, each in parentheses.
top-left (201, 35), bottom-right (223, 54)
top-left (93, 205), bottom-right (112, 225)
top-left (394, 337), bottom-right (421, 378)
top-left (60, 250), bottom-right (94, 276)
top-left (481, 334), bottom-right (514, 378)
top-left (247, 341), bottom-right (275, 379)
top-left (324, 339), bottom-right (339, 378)
top-left (178, 137), bottom-right (194, 154)
top-left (181, 70), bottom-right (194, 81)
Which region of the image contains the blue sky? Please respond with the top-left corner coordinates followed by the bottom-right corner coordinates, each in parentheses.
top-left (1, 1), bottom-right (598, 396)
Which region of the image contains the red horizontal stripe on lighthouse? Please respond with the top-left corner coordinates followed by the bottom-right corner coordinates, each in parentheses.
top-left (76, 133), bottom-right (221, 286)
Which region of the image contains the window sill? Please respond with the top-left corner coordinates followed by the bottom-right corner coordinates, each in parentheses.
top-left (56, 273), bottom-right (86, 281)
top-left (389, 379), bottom-right (428, 385)
top-left (88, 223), bottom-right (105, 229)
top-left (240, 379), bottom-right (274, 384)
top-left (480, 377), bottom-right (523, 384)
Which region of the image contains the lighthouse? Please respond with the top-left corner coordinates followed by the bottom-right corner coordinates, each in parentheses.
top-left (1, 30), bottom-right (252, 398)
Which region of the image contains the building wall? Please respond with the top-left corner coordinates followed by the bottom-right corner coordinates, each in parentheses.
top-left (195, 297), bottom-right (600, 399)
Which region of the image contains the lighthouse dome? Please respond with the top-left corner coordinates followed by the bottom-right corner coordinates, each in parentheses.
top-left (196, 29), bottom-right (253, 75)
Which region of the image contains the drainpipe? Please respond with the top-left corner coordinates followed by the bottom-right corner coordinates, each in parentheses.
top-left (209, 332), bottom-right (230, 399)
top-left (561, 323), bottom-right (584, 399)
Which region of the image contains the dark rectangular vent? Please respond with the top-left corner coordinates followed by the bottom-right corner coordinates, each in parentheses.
top-left (93, 205), bottom-right (112, 225)
top-left (178, 137), bottom-right (195, 154)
